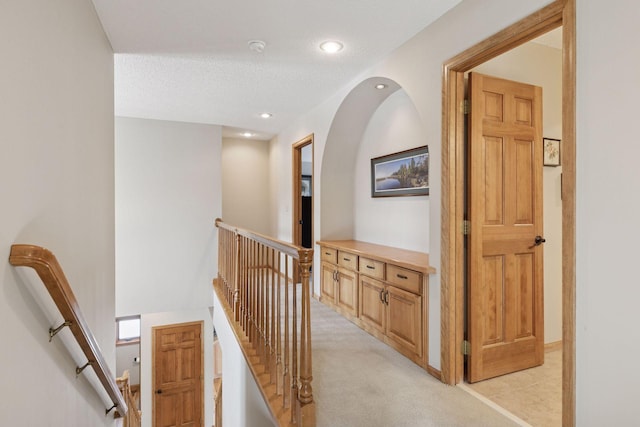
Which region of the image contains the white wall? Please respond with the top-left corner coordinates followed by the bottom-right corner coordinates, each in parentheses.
top-left (353, 89), bottom-right (429, 253)
top-left (140, 309), bottom-right (215, 427)
top-left (212, 294), bottom-right (274, 427)
top-left (222, 138), bottom-right (271, 234)
top-left (472, 40), bottom-right (563, 344)
top-left (115, 117), bottom-right (222, 316)
top-left (0, 0), bottom-right (116, 424)
top-left (576, 0), bottom-right (640, 424)
top-left (116, 343), bottom-right (140, 385)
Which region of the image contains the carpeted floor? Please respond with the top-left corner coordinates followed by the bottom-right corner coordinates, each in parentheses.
top-left (311, 297), bottom-right (519, 427)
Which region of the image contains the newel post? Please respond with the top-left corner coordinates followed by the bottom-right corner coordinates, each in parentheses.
top-left (297, 248), bottom-right (315, 426)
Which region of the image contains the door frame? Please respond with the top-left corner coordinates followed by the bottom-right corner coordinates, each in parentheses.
top-left (152, 320), bottom-right (204, 427)
top-left (292, 134), bottom-right (314, 249)
top-left (440, 0), bottom-right (575, 425)
top-left (292, 134), bottom-right (314, 278)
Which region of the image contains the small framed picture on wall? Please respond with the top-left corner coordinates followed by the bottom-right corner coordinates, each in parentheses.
top-left (543, 138), bottom-right (561, 167)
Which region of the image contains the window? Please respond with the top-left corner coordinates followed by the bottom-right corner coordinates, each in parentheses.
top-left (116, 316), bottom-right (140, 345)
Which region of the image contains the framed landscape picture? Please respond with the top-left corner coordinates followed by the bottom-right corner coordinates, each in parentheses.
top-left (371, 146), bottom-right (429, 197)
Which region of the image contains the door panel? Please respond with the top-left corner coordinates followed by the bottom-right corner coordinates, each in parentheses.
top-left (154, 322), bottom-right (203, 427)
top-left (359, 275), bottom-right (385, 334)
top-left (386, 286), bottom-right (422, 358)
top-left (320, 262), bottom-right (336, 301)
top-left (467, 72), bottom-right (544, 383)
top-left (336, 267), bottom-right (358, 317)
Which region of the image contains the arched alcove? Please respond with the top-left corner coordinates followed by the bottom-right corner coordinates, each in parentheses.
top-left (321, 77), bottom-right (429, 253)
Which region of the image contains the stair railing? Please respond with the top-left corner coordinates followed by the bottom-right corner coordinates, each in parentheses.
top-left (9, 244), bottom-right (127, 416)
top-left (116, 370), bottom-right (141, 427)
top-left (214, 219), bottom-right (314, 426)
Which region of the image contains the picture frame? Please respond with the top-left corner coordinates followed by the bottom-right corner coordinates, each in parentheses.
top-left (371, 146), bottom-right (429, 197)
top-left (543, 138), bottom-right (561, 167)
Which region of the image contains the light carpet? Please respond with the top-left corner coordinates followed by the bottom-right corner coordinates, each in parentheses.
top-left (311, 297), bottom-right (519, 427)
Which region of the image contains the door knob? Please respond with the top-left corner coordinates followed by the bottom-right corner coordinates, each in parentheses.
top-left (156, 389), bottom-right (162, 394)
top-left (534, 236), bottom-right (546, 246)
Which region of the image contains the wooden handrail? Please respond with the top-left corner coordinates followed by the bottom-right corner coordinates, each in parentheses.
top-left (214, 219), bottom-right (315, 426)
top-left (9, 244), bottom-right (127, 416)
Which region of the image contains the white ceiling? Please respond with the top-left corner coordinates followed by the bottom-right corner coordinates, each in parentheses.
top-left (91, 0), bottom-right (462, 140)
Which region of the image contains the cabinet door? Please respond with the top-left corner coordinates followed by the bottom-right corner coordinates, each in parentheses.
top-left (359, 276), bottom-right (385, 334)
top-left (320, 261), bottom-right (336, 302)
top-left (386, 286), bottom-right (422, 358)
top-left (335, 267), bottom-right (358, 317)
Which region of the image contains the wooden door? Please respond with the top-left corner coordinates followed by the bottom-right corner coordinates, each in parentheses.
top-left (467, 72), bottom-right (544, 383)
top-left (154, 321), bottom-right (203, 427)
top-left (320, 262), bottom-right (336, 302)
top-left (386, 286), bottom-right (422, 358)
top-left (359, 275), bottom-right (386, 334)
top-left (336, 267), bottom-right (358, 317)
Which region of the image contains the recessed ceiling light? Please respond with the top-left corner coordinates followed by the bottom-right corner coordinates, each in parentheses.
top-left (242, 132), bottom-right (253, 138)
top-left (375, 83), bottom-right (387, 90)
top-left (320, 40), bottom-right (344, 54)
top-left (260, 112), bottom-right (272, 119)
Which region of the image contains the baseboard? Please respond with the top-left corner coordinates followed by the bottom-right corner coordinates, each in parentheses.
top-left (544, 340), bottom-right (562, 352)
top-left (427, 365), bottom-right (442, 381)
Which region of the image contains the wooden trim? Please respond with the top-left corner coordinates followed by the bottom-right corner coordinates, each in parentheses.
top-left (426, 365), bottom-right (442, 381)
top-left (9, 244), bottom-right (128, 416)
top-left (561, 2), bottom-right (576, 425)
top-left (545, 340), bottom-right (563, 353)
top-left (292, 135), bottom-right (314, 280)
top-left (440, 1), bottom-right (575, 425)
top-left (216, 218), bottom-right (312, 261)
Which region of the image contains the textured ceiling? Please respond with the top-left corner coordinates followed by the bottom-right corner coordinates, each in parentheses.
top-left (91, 0), bottom-right (462, 140)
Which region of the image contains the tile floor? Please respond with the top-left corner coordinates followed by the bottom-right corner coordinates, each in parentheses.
top-left (465, 349), bottom-right (562, 426)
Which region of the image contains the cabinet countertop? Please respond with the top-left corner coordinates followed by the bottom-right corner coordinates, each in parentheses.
top-left (316, 240), bottom-right (436, 275)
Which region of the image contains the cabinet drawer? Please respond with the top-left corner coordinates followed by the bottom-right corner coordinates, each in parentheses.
top-left (338, 250), bottom-right (358, 270)
top-left (359, 257), bottom-right (385, 280)
top-left (321, 247), bottom-right (337, 263)
top-left (387, 264), bottom-right (422, 295)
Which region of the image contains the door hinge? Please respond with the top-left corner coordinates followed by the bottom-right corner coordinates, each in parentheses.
top-left (462, 340), bottom-right (470, 356)
top-left (462, 220), bottom-right (470, 235)
top-left (462, 99), bottom-right (470, 115)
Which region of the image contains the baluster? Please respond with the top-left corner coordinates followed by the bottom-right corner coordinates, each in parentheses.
top-left (250, 239), bottom-right (257, 345)
top-left (270, 247), bottom-right (277, 384)
top-left (291, 255), bottom-right (298, 424)
top-left (298, 251), bottom-right (315, 425)
top-left (283, 256), bottom-right (290, 409)
top-left (242, 236), bottom-right (248, 334)
top-left (233, 231), bottom-right (240, 320)
top-left (258, 243), bottom-right (265, 359)
top-left (276, 251), bottom-right (283, 396)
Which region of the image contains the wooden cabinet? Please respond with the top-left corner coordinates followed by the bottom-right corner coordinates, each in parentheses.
top-left (386, 285), bottom-right (422, 358)
top-left (321, 260), bottom-right (358, 318)
top-left (317, 240), bottom-right (436, 370)
top-left (359, 272), bottom-right (423, 360)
